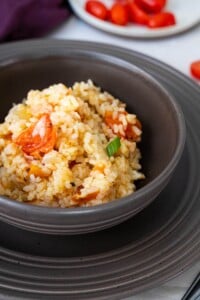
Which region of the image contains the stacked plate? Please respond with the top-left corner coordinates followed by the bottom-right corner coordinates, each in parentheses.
top-left (0, 40), bottom-right (200, 300)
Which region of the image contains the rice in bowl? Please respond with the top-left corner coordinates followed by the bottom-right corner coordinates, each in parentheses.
top-left (0, 80), bottom-right (144, 207)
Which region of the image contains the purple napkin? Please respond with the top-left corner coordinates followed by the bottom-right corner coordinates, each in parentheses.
top-left (0, 0), bottom-right (70, 41)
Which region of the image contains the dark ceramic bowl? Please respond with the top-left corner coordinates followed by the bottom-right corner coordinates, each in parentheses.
top-left (0, 48), bottom-right (185, 234)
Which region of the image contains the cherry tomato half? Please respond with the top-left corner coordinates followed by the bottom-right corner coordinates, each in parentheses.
top-left (110, 3), bottom-right (129, 26)
top-left (114, 0), bottom-right (130, 2)
top-left (135, 0), bottom-right (166, 14)
top-left (85, 0), bottom-right (108, 20)
top-left (128, 2), bottom-right (149, 25)
top-left (190, 60), bottom-right (200, 80)
top-left (148, 12), bottom-right (176, 28)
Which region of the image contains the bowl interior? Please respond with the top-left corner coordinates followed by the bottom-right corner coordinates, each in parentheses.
top-left (0, 53), bottom-right (180, 190)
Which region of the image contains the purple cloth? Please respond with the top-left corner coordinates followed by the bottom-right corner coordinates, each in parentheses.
top-left (0, 0), bottom-right (70, 41)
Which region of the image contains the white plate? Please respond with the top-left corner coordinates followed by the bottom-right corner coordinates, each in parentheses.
top-left (68, 0), bottom-right (200, 38)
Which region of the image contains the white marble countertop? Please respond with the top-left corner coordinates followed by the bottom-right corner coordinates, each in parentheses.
top-left (48, 15), bottom-right (200, 300)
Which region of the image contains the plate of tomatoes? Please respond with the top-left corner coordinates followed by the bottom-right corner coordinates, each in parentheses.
top-left (68, 0), bottom-right (200, 38)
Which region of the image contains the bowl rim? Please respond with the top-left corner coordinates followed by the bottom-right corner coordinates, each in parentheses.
top-left (0, 50), bottom-right (186, 221)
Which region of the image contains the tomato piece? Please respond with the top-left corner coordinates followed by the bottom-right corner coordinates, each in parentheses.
top-left (125, 123), bottom-right (141, 141)
top-left (135, 0), bottom-right (166, 13)
top-left (104, 111), bottom-right (141, 141)
top-left (148, 12), bottom-right (176, 28)
top-left (85, 0), bottom-right (108, 20)
top-left (190, 60), bottom-right (200, 80)
top-left (31, 127), bottom-right (57, 156)
top-left (15, 114), bottom-right (56, 157)
top-left (128, 2), bottom-right (149, 25)
top-left (110, 3), bottom-right (129, 26)
top-left (125, 124), bottom-right (137, 140)
top-left (114, 0), bottom-right (132, 11)
top-left (104, 111), bottom-right (126, 137)
top-left (125, 118), bottom-right (142, 141)
top-left (104, 111), bottom-right (124, 126)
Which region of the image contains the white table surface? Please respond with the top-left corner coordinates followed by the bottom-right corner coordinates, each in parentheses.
top-left (48, 15), bottom-right (200, 300)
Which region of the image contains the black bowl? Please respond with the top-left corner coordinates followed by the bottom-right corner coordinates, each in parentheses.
top-left (0, 45), bottom-right (186, 234)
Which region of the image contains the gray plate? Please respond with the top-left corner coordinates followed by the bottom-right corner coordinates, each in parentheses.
top-left (0, 40), bottom-right (200, 300)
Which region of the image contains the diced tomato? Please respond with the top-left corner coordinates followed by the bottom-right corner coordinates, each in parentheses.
top-left (125, 124), bottom-right (140, 141)
top-left (104, 111), bottom-right (126, 137)
top-left (125, 118), bottom-right (142, 141)
top-left (190, 60), bottom-right (200, 80)
top-left (15, 114), bottom-right (56, 158)
top-left (104, 111), bottom-right (126, 125)
top-left (104, 111), bottom-right (141, 142)
top-left (128, 2), bottom-right (149, 25)
top-left (148, 12), bottom-right (176, 28)
top-left (110, 3), bottom-right (129, 26)
top-left (135, 0), bottom-right (166, 14)
top-left (85, 0), bottom-right (108, 20)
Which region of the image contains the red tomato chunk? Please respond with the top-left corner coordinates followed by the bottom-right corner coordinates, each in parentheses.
top-left (128, 2), bottom-right (149, 25)
top-left (148, 12), bottom-right (176, 28)
top-left (135, 0), bottom-right (166, 14)
top-left (190, 60), bottom-right (200, 80)
top-left (85, 0), bottom-right (108, 20)
top-left (110, 3), bottom-right (129, 26)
